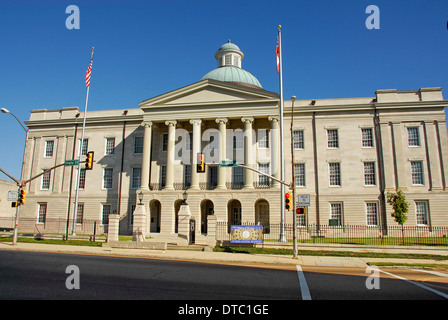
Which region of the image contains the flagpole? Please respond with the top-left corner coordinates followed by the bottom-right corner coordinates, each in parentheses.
top-left (277, 25), bottom-right (286, 243)
top-left (72, 47), bottom-right (94, 236)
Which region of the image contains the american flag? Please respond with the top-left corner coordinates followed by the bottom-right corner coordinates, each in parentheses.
top-left (275, 36), bottom-right (280, 73)
top-left (85, 59), bottom-right (93, 87)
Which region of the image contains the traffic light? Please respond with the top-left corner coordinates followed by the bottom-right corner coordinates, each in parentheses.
top-left (197, 153), bottom-right (205, 173)
top-left (285, 193), bottom-right (291, 211)
top-left (18, 189), bottom-right (26, 205)
top-left (296, 207), bottom-right (305, 215)
top-left (85, 151), bottom-right (94, 170)
top-left (11, 201), bottom-right (17, 208)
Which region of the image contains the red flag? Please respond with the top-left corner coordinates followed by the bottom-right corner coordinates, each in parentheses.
top-left (275, 36), bottom-right (280, 73)
top-left (85, 59), bottom-right (93, 87)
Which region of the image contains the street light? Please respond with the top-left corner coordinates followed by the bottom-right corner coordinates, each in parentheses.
top-left (182, 191), bottom-right (188, 205)
top-left (138, 191), bottom-right (143, 205)
top-left (1, 108), bottom-right (27, 132)
top-left (1, 107), bottom-right (28, 246)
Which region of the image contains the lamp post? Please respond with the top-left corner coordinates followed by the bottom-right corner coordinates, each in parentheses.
top-left (182, 190), bottom-right (188, 205)
top-left (138, 191), bottom-right (143, 205)
top-left (1, 107), bottom-right (28, 245)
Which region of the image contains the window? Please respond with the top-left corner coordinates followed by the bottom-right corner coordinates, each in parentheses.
top-left (225, 54), bottom-right (232, 65)
top-left (186, 132), bottom-right (192, 151)
top-left (103, 168), bottom-right (113, 189)
top-left (162, 134), bottom-right (168, 152)
top-left (78, 168), bottom-right (86, 189)
top-left (41, 170), bottom-right (51, 190)
top-left (184, 165), bottom-right (191, 187)
top-left (258, 129), bottom-right (269, 149)
top-left (329, 163), bottom-right (341, 186)
top-left (45, 140), bottom-right (54, 157)
top-left (76, 203), bottom-right (84, 224)
top-left (80, 139), bottom-right (88, 156)
top-left (102, 204), bottom-right (111, 225)
top-left (293, 130), bottom-right (304, 149)
top-left (134, 137), bottom-right (143, 154)
top-left (132, 167), bottom-right (141, 189)
top-left (330, 203), bottom-right (343, 226)
top-left (411, 161), bottom-right (424, 185)
top-left (232, 166), bottom-right (244, 185)
top-left (364, 162), bottom-right (376, 186)
top-left (294, 163), bottom-right (305, 187)
top-left (327, 129), bottom-right (339, 148)
top-left (258, 163), bottom-right (270, 186)
top-left (366, 202), bottom-right (378, 226)
top-left (233, 131), bottom-right (243, 150)
top-left (297, 213), bottom-right (306, 227)
top-left (233, 55), bottom-right (240, 67)
top-left (361, 128), bottom-right (374, 147)
top-left (106, 138), bottom-right (115, 155)
top-left (160, 165), bottom-right (166, 188)
top-left (209, 167), bottom-right (218, 187)
top-left (407, 127), bottom-right (420, 147)
top-left (38, 203), bottom-right (47, 224)
top-left (416, 201), bottom-right (429, 226)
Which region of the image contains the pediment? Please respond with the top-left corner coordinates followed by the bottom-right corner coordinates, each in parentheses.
top-left (139, 79), bottom-right (278, 109)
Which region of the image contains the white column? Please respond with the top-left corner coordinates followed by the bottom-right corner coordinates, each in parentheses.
top-left (241, 117), bottom-right (254, 189)
top-left (165, 120), bottom-right (177, 190)
top-left (268, 116), bottom-right (280, 188)
top-left (216, 118), bottom-right (228, 189)
top-left (140, 121), bottom-right (152, 190)
top-left (189, 119), bottom-right (202, 190)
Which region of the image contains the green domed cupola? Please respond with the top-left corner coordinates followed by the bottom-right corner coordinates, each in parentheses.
top-left (201, 40), bottom-right (263, 89)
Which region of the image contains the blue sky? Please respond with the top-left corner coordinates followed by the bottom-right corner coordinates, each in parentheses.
top-left (1, 0), bottom-right (448, 179)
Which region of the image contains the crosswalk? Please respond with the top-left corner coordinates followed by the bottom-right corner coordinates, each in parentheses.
top-left (295, 265), bottom-right (448, 300)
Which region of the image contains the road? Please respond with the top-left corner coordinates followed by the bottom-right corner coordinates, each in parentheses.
top-left (1, 251), bottom-right (448, 304)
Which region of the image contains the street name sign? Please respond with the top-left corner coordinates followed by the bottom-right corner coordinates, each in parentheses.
top-left (64, 159), bottom-right (79, 166)
top-left (220, 160), bottom-right (238, 167)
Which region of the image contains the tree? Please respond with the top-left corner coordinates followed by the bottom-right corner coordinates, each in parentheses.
top-left (386, 189), bottom-right (409, 245)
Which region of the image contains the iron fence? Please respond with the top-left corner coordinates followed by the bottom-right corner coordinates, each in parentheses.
top-left (0, 217), bottom-right (103, 237)
top-left (216, 222), bottom-right (448, 246)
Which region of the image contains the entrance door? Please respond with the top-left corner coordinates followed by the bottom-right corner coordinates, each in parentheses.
top-left (232, 207), bottom-right (242, 225)
top-left (228, 200), bottom-right (242, 226)
top-left (150, 200), bottom-right (161, 233)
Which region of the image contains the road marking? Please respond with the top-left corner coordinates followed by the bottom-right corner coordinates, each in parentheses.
top-left (296, 265), bottom-right (312, 300)
top-left (373, 267), bottom-right (448, 299)
top-left (411, 269), bottom-right (448, 278)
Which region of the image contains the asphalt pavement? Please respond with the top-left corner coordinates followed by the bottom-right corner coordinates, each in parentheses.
top-left (1, 241), bottom-right (447, 269)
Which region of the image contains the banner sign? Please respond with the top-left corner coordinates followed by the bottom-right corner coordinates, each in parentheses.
top-left (230, 225), bottom-right (263, 244)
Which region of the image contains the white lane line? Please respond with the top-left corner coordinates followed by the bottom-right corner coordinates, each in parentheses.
top-left (375, 267), bottom-right (448, 299)
top-left (296, 265), bottom-right (312, 300)
top-left (411, 269), bottom-right (448, 278)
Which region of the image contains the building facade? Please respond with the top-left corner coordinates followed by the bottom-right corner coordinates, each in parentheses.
top-left (13, 41), bottom-right (448, 241)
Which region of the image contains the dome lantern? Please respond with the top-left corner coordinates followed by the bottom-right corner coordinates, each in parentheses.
top-left (201, 40), bottom-right (263, 89)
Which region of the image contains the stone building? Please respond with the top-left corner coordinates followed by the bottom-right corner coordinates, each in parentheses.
top-left (13, 41), bottom-right (448, 241)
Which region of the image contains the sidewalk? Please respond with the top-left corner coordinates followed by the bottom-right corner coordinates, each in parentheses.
top-left (1, 241), bottom-right (447, 269)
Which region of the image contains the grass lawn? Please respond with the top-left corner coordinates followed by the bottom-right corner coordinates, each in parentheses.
top-left (0, 236), bottom-right (102, 247)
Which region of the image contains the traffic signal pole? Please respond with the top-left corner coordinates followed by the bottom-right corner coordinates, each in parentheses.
top-left (290, 96), bottom-right (297, 258)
